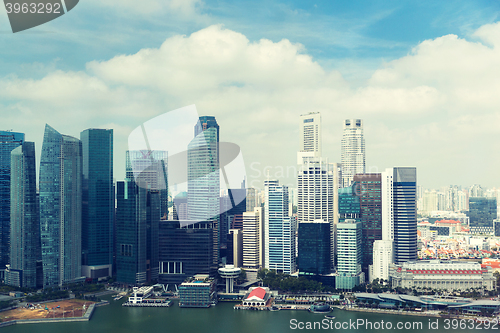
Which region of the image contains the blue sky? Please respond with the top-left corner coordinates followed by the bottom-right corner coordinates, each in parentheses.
top-left (1, 0), bottom-right (500, 189)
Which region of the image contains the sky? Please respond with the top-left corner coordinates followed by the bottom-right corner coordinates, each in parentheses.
top-left (1, 0), bottom-right (500, 190)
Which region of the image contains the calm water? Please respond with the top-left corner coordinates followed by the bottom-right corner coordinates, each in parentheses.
top-left (2, 296), bottom-right (499, 333)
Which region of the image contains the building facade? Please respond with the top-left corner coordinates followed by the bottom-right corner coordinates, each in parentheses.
top-left (390, 260), bottom-right (496, 292)
top-left (297, 112), bottom-right (321, 164)
top-left (297, 220), bottom-right (330, 275)
top-left (341, 119), bottom-right (365, 188)
top-left (39, 125), bottom-right (83, 287)
top-left (242, 207), bottom-right (264, 270)
top-left (264, 180), bottom-right (296, 274)
top-left (336, 219), bottom-right (363, 290)
top-left (469, 197), bottom-right (497, 234)
top-left (81, 128), bottom-right (114, 280)
top-left (6, 142), bottom-right (40, 288)
top-left (0, 131), bottom-right (24, 269)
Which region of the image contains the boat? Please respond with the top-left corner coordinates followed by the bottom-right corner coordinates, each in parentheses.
top-left (114, 295), bottom-right (124, 301)
top-left (270, 306), bottom-right (280, 311)
top-left (324, 315), bottom-right (335, 319)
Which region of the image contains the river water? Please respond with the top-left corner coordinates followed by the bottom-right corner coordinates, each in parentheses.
top-left (2, 295), bottom-right (499, 333)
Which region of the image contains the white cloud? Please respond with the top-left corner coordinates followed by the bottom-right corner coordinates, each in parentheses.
top-left (2, 23), bottom-right (500, 188)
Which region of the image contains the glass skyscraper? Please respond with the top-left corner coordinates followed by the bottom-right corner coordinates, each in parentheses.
top-left (0, 131), bottom-right (24, 269)
top-left (39, 124), bottom-right (82, 287)
top-left (298, 220), bottom-right (330, 275)
top-left (6, 141), bottom-right (40, 288)
top-left (81, 129), bottom-right (113, 279)
top-left (187, 116), bottom-right (220, 222)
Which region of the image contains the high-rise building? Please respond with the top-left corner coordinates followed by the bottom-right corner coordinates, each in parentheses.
top-left (242, 207), bottom-right (264, 270)
top-left (469, 197), bottom-right (497, 234)
top-left (338, 184), bottom-right (361, 223)
top-left (370, 240), bottom-right (393, 282)
top-left (341, 119), bottom-right (365, 188)
top-left (469, 184), bottom-right (484, 198)
top-left (81, 129), bottom-right (113, 280)
top-left (297, 158), bottom-right (337, 267)
top-left (264, 180), bottom-right (296, 274)
top-left (246, 187), bottom-right (257, 212)
top-left (39, 125), bottom-right (82, 287)
top-left (115, 178), bottom-right (160, 285)
top-left (297, 220), bottom-right (330, 275)
top-left (0, 131), bottom-right (24, 269)
top-left (353, 174), bottom-right (382, 271)
top-left (336, 219), bottom-right (363, 290)
top-left (158, 220), bottom-right (218, 287)
top-left (187, 116), bottom-right (220, 222)
top-left (297, 112), bottom-right (321, 164)
top-left (5, 142), bottom-right (40, 288)
top-left (382, 167), bottom-right (417, 265)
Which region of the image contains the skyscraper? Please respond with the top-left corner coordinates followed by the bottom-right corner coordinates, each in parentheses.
top-left (0, 131), bottom-right (24, 269)
top-left (115, 178), bottom-right (160, 285)
top-left (297, 112), bottom-right (321, 164)
top-left (39, 125), bottom-right (82, 287)
top-left (242, 207), bottom-right (264, 270)
top-left (297, 220), bottom-right (330, 275)
top-left (187, 116), bottom-right (220, 222)
top-left (264, 180), bottom-right (296, 274)
top-left (6, 141), bottom-right (40, 288)
top-left (382, 167), bottom-right (417, 265)
top-left (336, 219), bottom-right (363, 290)
top-left (353, 173), bottom-right (382, 271)
top-left (81, 129), bottom-right (113, 280)
top-left (341, 119), bottom-right (365, 188)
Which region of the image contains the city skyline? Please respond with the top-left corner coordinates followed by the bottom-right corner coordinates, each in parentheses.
top-left (2, 1), bottom-right (500, 190)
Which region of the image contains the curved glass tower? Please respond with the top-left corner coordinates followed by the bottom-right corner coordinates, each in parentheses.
top-left (39, 124), bottom-right (82, 287)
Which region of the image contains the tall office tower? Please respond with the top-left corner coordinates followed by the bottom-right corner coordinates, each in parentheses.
top-left (338, 184), bottom-right (361, 222)
top-left (297, 220), bottom-right (330, 275)
top-left (187, 116), bottom-right (219, 222)
top-left (246, 187), bottom-right (257, 212)
top-left (341, 119), bottom-right (365, 188)
top-left (469, 197), bottom-right (497, 234)
top-left (39, 125), bottom-right (82, 287)
top-left (381, 167), bottom-right (417, 265)
top-left (353, 174), bottom-right (382, 271)
top-left (81, 129), bottom-right (113, 280)
top-left (158, 220), bottom-right (218, 287)
top-left (126, 150), bottom-right (168, 219)
top-left (0, 131), bottom-right (24, 269)
top-left (115, 179), bottom-right (160, 285)
top-left (469, 184), bottom-right (484, 198)
top-left (5, 142), bottom-right (40, 288)
top-left (297, 159), bottom-right (340, 269)
top-left (336, 219), bottom-right (363, 290)
top-left (297, 112), bottom-right (321, 164)
top-left (242, 207), bottom-right (264, 270)
top-left (264, 180), bottom-right (296, 274)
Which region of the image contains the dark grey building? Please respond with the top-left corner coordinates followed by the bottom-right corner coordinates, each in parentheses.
top-left (81, 129), bottom-right (113, 280)
top-left (469, 197), bottom-right (497, 234)
top-left (298, 220), bottom-right (330, 275)
top-left (158, 220), bottom-right (218, 287)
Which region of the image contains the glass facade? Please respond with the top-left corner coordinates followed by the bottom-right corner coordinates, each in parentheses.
top-left (81, 129), bottom-right (113, 276)
top-left (158, 220), bottom-right (218, 286)
top-left (7, 142), bottom-right (40, 288)
top-left (298, 221), bottom-right (330, 275)
top-left (353, 174), bottom-right (382, 270)
top-left (0, 131), bottom-right (24, 268)
top-left (338, 184), bottom-right (361, 222)
top-left (469, 197), bottom-right (497, 232)
top-left (116, 179), bottom-right (160, 285)
top-left (336, 220), bottom-right (362, 290)
top-left (39, 124), bottom-right (82, 287)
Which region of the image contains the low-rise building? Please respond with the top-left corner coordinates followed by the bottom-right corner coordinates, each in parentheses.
top-left (178, 274), bottom-right (217, 308)
top-left (241, 287), bottom-right (271, 307)
top-left (390, 260), bottom-right (496, 292)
